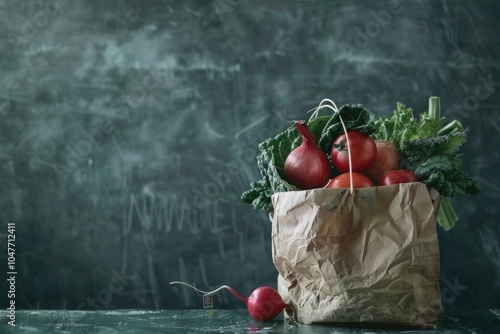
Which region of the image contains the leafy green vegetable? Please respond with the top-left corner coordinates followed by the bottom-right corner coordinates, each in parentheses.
top-left (372, 102), bottom-right (443, 148)
top-left (372, 97), bottom-right (480, 230)
top-left (407, 154), bottom-right (479, 197)
top-left (241, 180), bottom-right (273, 212)
top-left (399, 131), bottom-right (467, 169)
top-left (394, 121), bottom-right (480, 198)
top-left (242, 97), bottom-right (479, 230)
top-left (243, 127), bottom-right (300, 212)
top-left (318, 104), bottom-right (376, 153)
top-left (241, 105), bottom-right (374, 213)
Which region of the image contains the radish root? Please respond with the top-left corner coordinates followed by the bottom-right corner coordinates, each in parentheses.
top-left (169, 281), bottom-right (247, 303)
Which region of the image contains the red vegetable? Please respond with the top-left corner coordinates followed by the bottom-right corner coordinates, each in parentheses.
top-left (378, 169), bottom-right (418, 186)
top-left (331, 131), bottom-right (377, 173)
top-left (325, 172), bottom-right (375, 189)
top-left (228, 286), bottom-right (291, 322)
top-left (284, 120), bottom-right (330, 189)
top-left (170, 281), bottom-right (291, 322)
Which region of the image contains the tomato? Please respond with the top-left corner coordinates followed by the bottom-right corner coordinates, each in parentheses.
top-left (331, 131), bottom-right (377, 173)
top-left (378, 169), bottom-right (418, 186)
top-left (325, 172), bottom-right (375, 189)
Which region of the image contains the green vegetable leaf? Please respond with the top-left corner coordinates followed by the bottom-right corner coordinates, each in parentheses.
top-left (399, 130), bottom-right (468, 168)
top-left (372, 100), bottom-right (479, 201)
top-left (372, 103), bottom-right (419, 148)
top-left (241, 180), bottom-right (273, 212)
top-left (405, 153), bottom-right (480, 197)
top-left (412, 155), bottom-right (457, 177)
top-left (423, 169), bottom-right (480, 197)
top-left (372, 102), bottom-right (445, 148)
top-left (241, 115), bottom-right (331, 212)
top-left (318, 104), bottom-right (375, 152)
top-left (415, 112), bottom-right (445, 138)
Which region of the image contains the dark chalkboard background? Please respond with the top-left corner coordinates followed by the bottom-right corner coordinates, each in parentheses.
top-left (1, 0), bottom-right (499, 312)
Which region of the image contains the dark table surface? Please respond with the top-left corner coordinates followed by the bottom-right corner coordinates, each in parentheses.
top-left (2, 309), bottom-right (500, 333)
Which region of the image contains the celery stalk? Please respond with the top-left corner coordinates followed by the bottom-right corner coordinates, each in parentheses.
top-left (427, 97), bottom-right (459, 230)
top-left (438, 119), bottom-right (464, 136)
top-left (438, 197), bottom-right (458, 231)
top-left (428, 96), bottom-right (441, 119)
top-left (438, 200), bottom-right (452, 230)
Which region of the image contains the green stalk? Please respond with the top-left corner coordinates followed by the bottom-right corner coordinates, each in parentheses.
top-left (428, 96), bottom-right (464, 136)
top-left (428, 97), bottom-right (459, 230)
top-left (438, 197), bottom-right (458, 231)
top-left (437, 119), bottom-right (464, 136)
top-left (428, 96), bottom-right (441, 120)
top-left (446, 197), bottom-right (459, 222)
top-left (437, 201), bottom-right (451, 230)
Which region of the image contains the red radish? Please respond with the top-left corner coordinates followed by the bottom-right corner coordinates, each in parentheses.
top-left (284, 120), bottom-right (330, 189)
top-left (378, 169), bottom-right (418, 186)
top-left (170, 281), bottom-right (291, 322)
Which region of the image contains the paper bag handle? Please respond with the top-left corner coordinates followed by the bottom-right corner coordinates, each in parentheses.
top-left (309, 99), bottom-right (354, 194)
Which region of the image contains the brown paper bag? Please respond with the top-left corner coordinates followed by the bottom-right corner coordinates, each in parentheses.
top-left (271, 182), bottom-right (442, 329)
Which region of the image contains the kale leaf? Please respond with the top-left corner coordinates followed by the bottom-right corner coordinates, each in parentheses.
top-left (318, 104), bottom-right (376, 153)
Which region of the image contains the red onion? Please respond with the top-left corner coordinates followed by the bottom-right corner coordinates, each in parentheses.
top-left (284, 121), bottom-right (330, 189)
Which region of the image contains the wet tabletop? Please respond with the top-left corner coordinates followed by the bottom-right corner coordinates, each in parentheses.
top-left (2, 309), bottom-right (500, 334)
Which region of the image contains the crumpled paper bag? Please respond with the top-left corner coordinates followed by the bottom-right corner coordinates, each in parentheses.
top-left (271, 182), bottom-right (442, 329)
